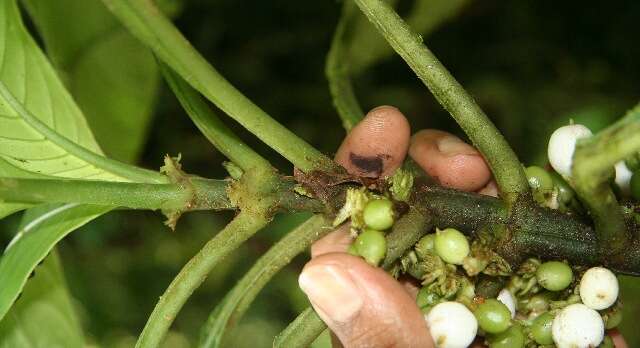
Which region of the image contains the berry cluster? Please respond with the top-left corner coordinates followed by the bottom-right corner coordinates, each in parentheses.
top-left (337, 124), bottom-right (638, 347)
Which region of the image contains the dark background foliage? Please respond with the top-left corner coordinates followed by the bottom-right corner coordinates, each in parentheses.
top-left (2, 0), bottom-right (640, 346)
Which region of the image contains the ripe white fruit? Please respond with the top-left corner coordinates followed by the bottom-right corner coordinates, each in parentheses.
top-left (552, 303), bottom-right (604, 348)
top-left (615, 161), bottom-right (633, 194)
top-left (548, 124), bottom-right (592, 178)
top-left (579, 267), bottom-right (619, 310)
top-left (497, 288), bottom-right (516, 318)
top-left (425, 301), bottom-right (477, 348)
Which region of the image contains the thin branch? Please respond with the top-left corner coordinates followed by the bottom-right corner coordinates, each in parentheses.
top-left (348, 0), bottom-right (471, 75)
top-left (572, 103), bottom-right (640, 254)
top-left (199, 214), bottom-right (331, 348)
top-left (326, 1), bottom-right (365, 131)
top-left (0, 177), bottom-right (232, 211)
top-left (102, 0), bottom-right (336, 173)
top-left (136, 212), bottom-right (270, 348)
top-left (352, 0), bottom-right (529, 207)
top-left (160, 64), bottom-right (272, 172)
top-left (273, 307), bottom-right (326, 348)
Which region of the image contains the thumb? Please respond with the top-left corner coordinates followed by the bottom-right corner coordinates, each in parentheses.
top-left (299, 253), bottom-right (433, 347)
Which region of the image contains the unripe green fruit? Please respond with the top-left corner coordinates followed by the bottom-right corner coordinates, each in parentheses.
top-left (550, 171), bottom-right (575, 204)
top-left (415, 234), bottom-right (436, 259)
top-left (363, 198), bottom-right (395, 230)
top-left (526, 166), bottom-right (554, 192)
top-left (434, 228), bottom-right (470, 265)
top-left (416, 286), bottom-right (442, 312)
top-left (354, 229), bottom-right (386, 266)
top-left (487, 323), bottom-right (525, 348)
top-left (536, 261), bottom-right (573, 291)
top-left (531, 312), bottom-right (554, 345)
top-left (605, 308), bottom-right (622, 329)
top-left (630, 170), bottom-right (640, 200)
top-left (475, 299), bottom-right (512, 334)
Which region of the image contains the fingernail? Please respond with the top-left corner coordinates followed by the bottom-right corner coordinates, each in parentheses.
top-left (299, 264), bottom-right (363, 324)
top-left (437, 136), bottom-right (476, 157)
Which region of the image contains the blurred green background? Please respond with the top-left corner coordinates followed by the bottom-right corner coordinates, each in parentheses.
top-left (2, 0), bottom-right (640, 346)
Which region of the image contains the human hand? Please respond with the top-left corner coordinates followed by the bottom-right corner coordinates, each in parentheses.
top-left (297, 106), bottom-right (628, 348)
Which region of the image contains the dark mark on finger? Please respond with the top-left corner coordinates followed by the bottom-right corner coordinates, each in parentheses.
top-left (349, 153), bottom-right (388, 177)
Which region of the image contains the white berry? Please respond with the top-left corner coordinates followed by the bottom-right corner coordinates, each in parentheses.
top-left (425, 301), bottom-right (477, 348)
top-left (615, 161), bottom-right (633, 195)
top-left (497, 288), bottom-right (516, 318)
top-left (552, 303), bottom-right (604, 348)
top-left (548, 124), bottom-right (592, 178)
top-left (579, 267), bottom-right (619, 310)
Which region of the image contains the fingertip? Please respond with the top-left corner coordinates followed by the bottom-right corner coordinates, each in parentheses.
top-left (335, 106), bottom-right (411, 178)
top-left (300, 253), bottom-right (432, 347)
top-left (410, 129), bottom-right (491, 192)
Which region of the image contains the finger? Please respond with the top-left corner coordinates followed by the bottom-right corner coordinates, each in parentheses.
top-left (311, 225), bottom-right (352, 258)
top-left (299, 253), bottom-right (433, 347)
top-left (335, 106), bottom-right (411, 178)
top-left (609, 329), bottom-right (628, 348)
top-left (478, 180), bottom-right (499, 197)
top-left (409, 129), bottom-right (491, 192)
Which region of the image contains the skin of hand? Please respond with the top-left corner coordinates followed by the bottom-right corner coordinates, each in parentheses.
top-left (298, 106), bottom-right (628, 348)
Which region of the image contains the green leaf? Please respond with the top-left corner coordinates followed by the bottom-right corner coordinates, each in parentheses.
top-left (0, 249), bottom-right (84, 348)
top-left (22, 0), bottom-right (161, 163)
top-left (0, 0), bottom-right (165, 216)
top-left (0, 204), bottom-right (112, 321)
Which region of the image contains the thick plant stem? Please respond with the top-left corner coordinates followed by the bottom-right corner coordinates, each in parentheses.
top-left (199, 214), bottom-right (331, 348)
top-left (136, 212), bottom-right (269, 348)
top-left (102, 0), bottom-right (336, 173)
top-left (0, 177), bottom-right (232, 211)
top-left (160, 65), bottom-right (272, 172)
top-left (326, 1), bottom-right (365, 131)
top-left (352, 0), bottom-right (529, 207)
top-left (273, 307), bottom-right (326, 348)
top-left (572, 103), bottom-right (640, 254)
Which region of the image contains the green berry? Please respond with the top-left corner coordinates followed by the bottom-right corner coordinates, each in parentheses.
top-left (416, 287), bottom-right (442, 312)
top-left (526, 166), bottom-right (554, 192)
top-left (631, 170), bottom-right (640, 200)
top-left (434, 228), bottom-right (470, 265)
top-left (354, 229), bottom-right (387, 266)
top-left (415, 234), bottom-right (436, 259)
top-left (363, 198), bottom-right (395, 230)
top-left (531, 312), bottom-right (554, 345)
top-left (487, 323), bottom-right (525, 348)
top-left (475, 299), bottom-right (512, 334)
top-left (536, 261), bottom-right (573, 291)
top-left (524, 292), bottom-right (554, 313)
top-left (605, 308), bottom-right (623, 329)
top-left (550, 171), bottom-right (575, 204)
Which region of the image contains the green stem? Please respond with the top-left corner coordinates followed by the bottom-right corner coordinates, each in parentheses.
top-left (0, 177), bottom-right (232, 211)
top-left (160, 64), bottom-right (272, 171)
top-left (102, 0), bottom-right (336, 173)
top-left (136, 212), bottom-right (269, 348)
top-left (273, 307), bottom-right (326, 348)
top-left (382, 207), bottom-right (432, 268)
top-left (326, 1), bottom-right (365, 131)
top-left (0, 177), bottom-right (326, 214)
top-left (352, 0), bottom-right (529, 206)
top-left (198, 214), bottom-right (330, 348)
top-left (572, 103), bottom-right (640, 254)
top-left (348, 0), bottom-right (471, 74)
